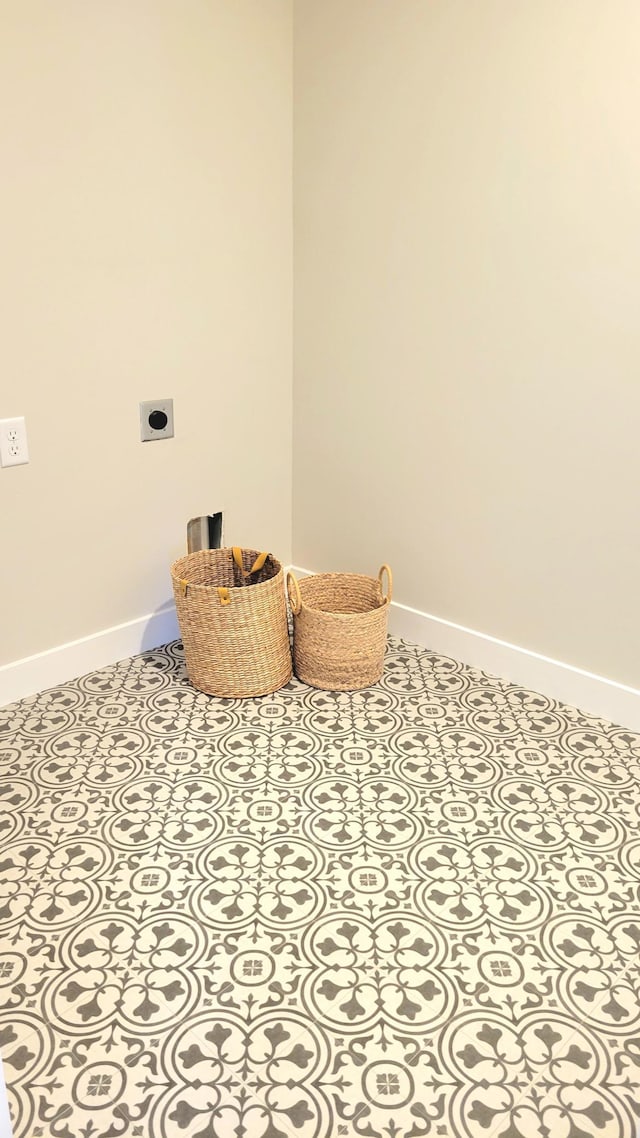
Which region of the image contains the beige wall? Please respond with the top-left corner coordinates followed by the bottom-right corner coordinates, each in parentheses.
top-left (294, 0), bottom-right (640, 688)
top-left (0, 0), bottom-right (292, 667)
top-left (3, 1), bottom-right (639, 691)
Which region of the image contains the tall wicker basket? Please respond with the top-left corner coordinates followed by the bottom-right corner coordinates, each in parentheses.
top-left (171, 547), bottom-right (292, 698)
top-left (287, 566), bottom-right (392, 691)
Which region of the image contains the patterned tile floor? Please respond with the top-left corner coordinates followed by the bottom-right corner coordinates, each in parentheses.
top-left (1, 637), bottom-right (640, 1137)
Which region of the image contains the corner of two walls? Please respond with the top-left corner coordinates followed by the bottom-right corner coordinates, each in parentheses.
top-left (3, 0), bottom-right (639, 728)
top-left (292, 0), bottom-right (640, 726)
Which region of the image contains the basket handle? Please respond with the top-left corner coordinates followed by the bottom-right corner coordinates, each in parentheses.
top-left (286, 570), bottom-right (302, 615)
top-left (378, 564), bottom-right (393, 605)
top-left (178, 578), bottom-right (231, 605)
top-left (233, 547), bottom-right (269, 578)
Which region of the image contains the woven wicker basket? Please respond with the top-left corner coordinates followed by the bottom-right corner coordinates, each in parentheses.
top-left (171, 547), bottom-right (292, 698)
top-left (287, 566), bottom-right (392, 691)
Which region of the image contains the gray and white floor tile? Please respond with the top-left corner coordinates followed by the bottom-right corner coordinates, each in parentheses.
top-left (1, 636), bottom-right (640, 1136)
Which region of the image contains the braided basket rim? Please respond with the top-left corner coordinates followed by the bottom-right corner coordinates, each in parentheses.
top-left (171, 549), bottom-right (283, 594)
top-left (297, 572), bottom-right (387, 617)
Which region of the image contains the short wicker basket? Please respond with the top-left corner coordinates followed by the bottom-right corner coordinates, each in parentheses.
top-left (171, 547), bottom-right (292, 698)
top-left (287, 566), bottom-right (392, 691)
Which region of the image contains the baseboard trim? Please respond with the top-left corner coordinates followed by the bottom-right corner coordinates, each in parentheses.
top-left (0, 607), bottom-right (180, 708)
top-left (291, 566), bottom-right (640, 731)
top-left (3, 575), bottom-right (639, 731)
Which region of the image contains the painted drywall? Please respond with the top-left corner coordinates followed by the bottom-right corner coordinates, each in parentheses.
top-left (0, 0), bottom-right (292, 668)
top-left (293, 0), bottom-right (640, 688)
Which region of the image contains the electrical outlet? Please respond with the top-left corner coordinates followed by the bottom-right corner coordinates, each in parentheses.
top-left (0, 417), bottom-right (29, 467)
top-left (140, 399), bottom-right (174, 442)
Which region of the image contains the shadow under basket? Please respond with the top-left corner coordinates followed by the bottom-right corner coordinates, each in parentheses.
top-left (171, 547), bottom-right (292, 698)
top-left (287, 566), bottom-right (392, 691)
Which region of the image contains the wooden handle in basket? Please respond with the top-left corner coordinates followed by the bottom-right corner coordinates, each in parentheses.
top-left (286, 570), bottom-right (302, 615)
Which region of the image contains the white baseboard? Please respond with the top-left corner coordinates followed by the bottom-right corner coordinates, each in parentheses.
top-left (0, 606), bottom-right (180, 708)
top-left (3, 574), bottom-right (639, 732)
top-left (290, 566), bottom-right (640, 731)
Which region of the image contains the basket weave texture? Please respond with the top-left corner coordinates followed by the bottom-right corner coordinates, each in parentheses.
top-left (171, 547), bottom-right (292, 698)
top-left (287, 566), bottom-right (392, 691)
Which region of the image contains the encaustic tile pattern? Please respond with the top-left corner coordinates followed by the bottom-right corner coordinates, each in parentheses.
top-left (1, 637), bottom-right (639, 1137)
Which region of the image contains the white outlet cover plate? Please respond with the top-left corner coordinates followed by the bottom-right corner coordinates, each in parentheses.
top-left (0, 416), bottom-right (29, 467)
top-left (140, 399), bottom-right (174, 442)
